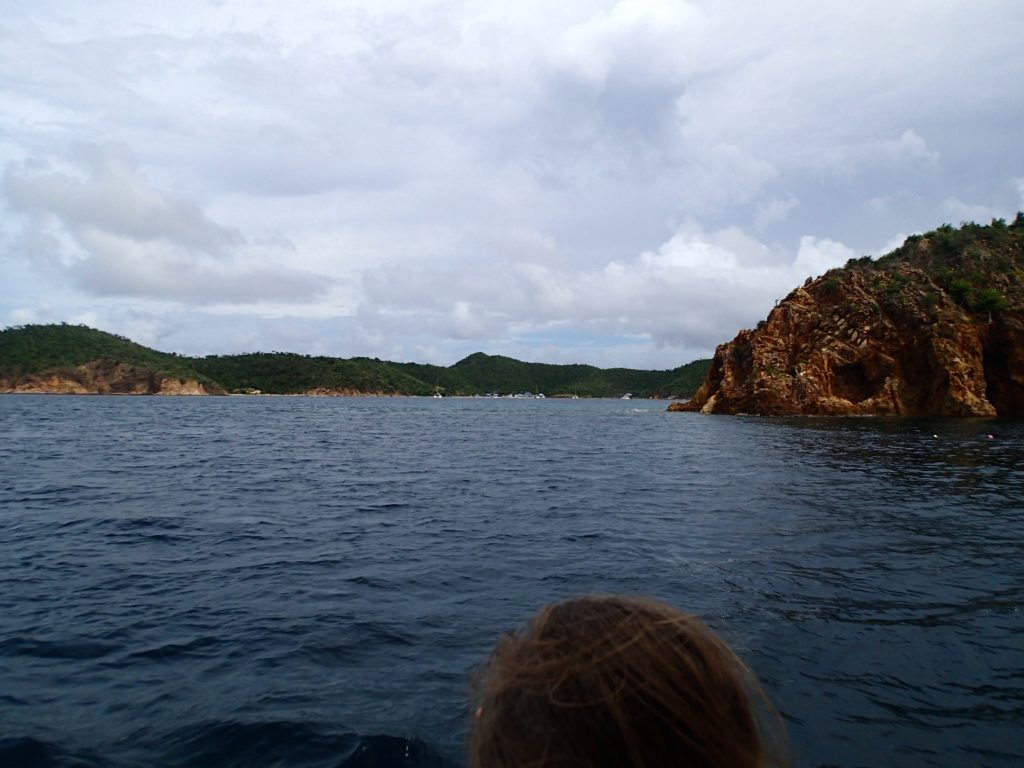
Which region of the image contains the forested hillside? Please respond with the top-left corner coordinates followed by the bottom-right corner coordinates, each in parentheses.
top-left (0, 323), bottom-right (208, 382)
top-left (0, 325), bottom-right (710, 398)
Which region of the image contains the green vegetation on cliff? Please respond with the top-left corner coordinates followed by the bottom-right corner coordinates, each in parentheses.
top-left (0, 324), bottom-right (710, 398)
top-left (678, 213), bottom-right (1024, 417)
top-left (841, 213), bottom-right (1024, 315)
top-left (0, 323), bottom-right (210, 382)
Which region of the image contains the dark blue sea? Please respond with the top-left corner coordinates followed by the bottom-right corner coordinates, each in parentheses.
top-left (0, 395), bottom-right (1021, 767)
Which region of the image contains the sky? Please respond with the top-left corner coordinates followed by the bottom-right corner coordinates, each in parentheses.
top-left (2, 1), bottom-right (1023, 369)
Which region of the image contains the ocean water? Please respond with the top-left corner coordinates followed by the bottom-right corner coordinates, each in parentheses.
top-left (0, 394), bottom-right (1021, 768)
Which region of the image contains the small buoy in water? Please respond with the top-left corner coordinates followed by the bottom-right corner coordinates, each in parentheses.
top-left (932, 434), bottom-right (938, 438)
top-left (985, 434), bottom-right (995, 440)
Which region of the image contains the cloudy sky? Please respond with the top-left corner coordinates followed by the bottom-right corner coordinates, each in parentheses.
top-left (2, 1), bottom-right (1022, 368)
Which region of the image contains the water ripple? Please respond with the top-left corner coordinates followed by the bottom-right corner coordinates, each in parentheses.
top-left (0, 396), bottom-right (1021, 766)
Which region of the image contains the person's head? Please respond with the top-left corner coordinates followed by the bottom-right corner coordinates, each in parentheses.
top-left (470, 595), bottom-right (786, 768)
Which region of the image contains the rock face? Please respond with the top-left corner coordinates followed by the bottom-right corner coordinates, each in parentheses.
top-left (302, 388), bottom-right (396, 396)
top-left (672, 219), bottom-right (1024, 417)
top-left (0, 360), bottom-right (225, 396)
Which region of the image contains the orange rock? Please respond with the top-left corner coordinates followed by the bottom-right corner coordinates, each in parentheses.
top-left (674, 229), bottom-right (1024, 417)
top-left (1, 359), bottom-right (226, 396)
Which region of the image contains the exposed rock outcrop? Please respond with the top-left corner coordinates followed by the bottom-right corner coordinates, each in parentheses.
top-left (0, 359), bottom-right (225, 396)
top-left (671, 219), bottom-right (1024, 417)
top-left (301, 388), bottom-right (397, 397)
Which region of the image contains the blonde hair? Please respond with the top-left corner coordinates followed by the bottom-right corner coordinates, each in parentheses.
top-left (470, 595), bottom-right (787, 768)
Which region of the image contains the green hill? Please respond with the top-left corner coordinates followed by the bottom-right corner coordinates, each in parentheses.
top-left (0, 323), bottom-right (209, 382)
top-left (194, 353), bottom-right (433, 395)
top-left (395, 352), bottom-right (708, 398)
top-left (0, 324), bottom-right (710, 398)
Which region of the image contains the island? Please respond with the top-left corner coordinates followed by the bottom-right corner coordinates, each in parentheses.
top-left (672, 216), bottom-right (1024, 417)
top-left (0, 324), bottom-right (710, 400)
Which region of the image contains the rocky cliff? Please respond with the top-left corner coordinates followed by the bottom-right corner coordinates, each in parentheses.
top-left (1, 359), bottom-right (225, 396)
top-left (671, 217), bottom-right (1024, 417)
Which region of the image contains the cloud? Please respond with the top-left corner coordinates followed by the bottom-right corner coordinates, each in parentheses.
top-left (755, 195), bottom-right (800, 229)
top-left (553, 0), bottom-right (708, 90)
top-left (1, 2), bottom-right (1023, 367)
top-left (3, 145), bottom-right (330, 304)
top-left (941, 197), bottom-right (1001, 226)
top-left (357, 222), bottom-right (856, 357)
top-left (68, 228), bottom-right (326, 304)
top-left (864, 191), bottom-right (922, 217)
top-left (5, 144), bottom-right (240, 250)
top-left (881, 129), bottom-right (939, 166)
top-left (812, 129), bottom-right (941, 177)
top-left (793, 235), bottom-right (857, 277)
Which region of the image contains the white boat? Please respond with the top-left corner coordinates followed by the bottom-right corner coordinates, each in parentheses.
top-left (621, 393), bottom-right (632, 400)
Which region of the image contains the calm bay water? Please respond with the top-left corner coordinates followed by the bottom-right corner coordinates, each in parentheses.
top-left (0, 394), bottom-right (1021, 767)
